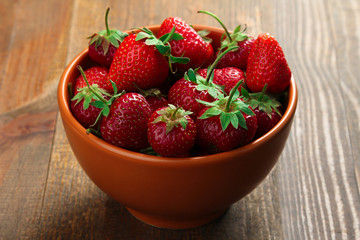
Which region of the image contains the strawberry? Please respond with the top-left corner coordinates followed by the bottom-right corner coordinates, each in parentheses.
top-left (198, 10), bottom-right (255, 72)
top-left (70, 66), bottom-right (111, 128)
top-left (196, 80), bottom-right (257, 153)
top-left (197, 67), bottom-right (245, 95)
top-left (108, 27), bottom-right (188, 92)
top-left (168, 70), bottom-right (219, 118)
top-left (134, 85), bottom-right (169, 113)
top-left (216, 36), bottom-right (254, 71)
top-left (88, 8), bottom-right (128, 67)
top-left (145, 95), bottom-right (169, 113)
top-left (168, 46), bottom-right (238, 117)
top-left (100, 92), bottom-right (152, 150)
top-left (204, 41), bottom-right (215, 67)
top-left (147, 105), bottom-right (196, 157)
top-left (158, 17), bottom-right (212, 71)
top-left (246, 33), bottom-right (292, 93)
top-left (197, 29), bottom-right (215, 67)
top-left (241, 84), bottom-right (283, 138)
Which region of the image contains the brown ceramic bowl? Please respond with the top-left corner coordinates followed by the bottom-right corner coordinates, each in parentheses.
top-left (57, 25), bottom-right (298, 229)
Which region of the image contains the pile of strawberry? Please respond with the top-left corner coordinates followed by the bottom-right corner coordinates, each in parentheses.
top-left (69, 9), bottom-right (292, 157)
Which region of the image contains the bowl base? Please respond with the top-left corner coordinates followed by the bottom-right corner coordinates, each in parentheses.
top-left (126, 207), bottom-right (228, 229)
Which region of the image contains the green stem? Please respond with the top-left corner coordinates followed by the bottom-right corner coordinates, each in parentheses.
top-left (162, 26), bottom-right (176, 45)
top-left (77, 65), bottom-right (108, 104)
top-left (225, 79), bottom-right (244, 112)
top-left (257, 84), bottom-right (268, 102)
top-left (205, 45), bottom-right (239, 84)
top-left (105, 8), bottom-right (111, 36)
top-left (133, 82), bottom-right (148, 96)
top-left (198, 10), bottom-right (233, 42)
top-left (67, 82), bottom-right (73, 99)
top-left (171, 106), bottom-right (181, 120)
top-left (86, 128), bottom-right (103, 138)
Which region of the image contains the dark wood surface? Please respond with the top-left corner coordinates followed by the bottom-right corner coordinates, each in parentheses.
top-left (0, 0), bottom-right (359, 239)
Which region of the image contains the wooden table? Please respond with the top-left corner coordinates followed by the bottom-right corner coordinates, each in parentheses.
top-left (1, 0), bottom-right (359, 239)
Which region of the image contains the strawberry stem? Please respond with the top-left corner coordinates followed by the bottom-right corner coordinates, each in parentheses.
top-left (171, 106), bottom-right (181, 120)
top-left (205, 45), bottom-right (239, 84)
top-left (162, 26), bottom-right (176, 45)
top-left (257, 84), bottom-right (268, 102)
top-left (86, 128), bottom-right (103, 138)
top-left (198, 10), bottom-right (233, 42)
top-left (105, 8), bottom-right (111, 36)
top-left (77, 65), bottom-right (108, 104)
top-left (225, 79), bottom-right (244, 112)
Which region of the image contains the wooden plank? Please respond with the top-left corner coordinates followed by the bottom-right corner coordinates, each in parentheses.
top-left (327, 0), bottom-right (360, 196)
top-left (0, 0), bottom-right (74, 239)
top-left (0, 0), bottom-right (71, 113)
top-left (273, 0), bottom-right (360, 239)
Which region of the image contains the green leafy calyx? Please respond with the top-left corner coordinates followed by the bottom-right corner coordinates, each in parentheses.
top-left (135, 27), bottom-right (190, 72)
top-left (88, 8), bottom-right (128, 54)
top-left (197, 80), bottom-right (254, 131)
top-left (220, 25), bottom-right (249, 51)
top-left (241, 84), bottom-right (282, 118)
top-left (183, 45), bottom-right (239, 99)
top-left (152, 104), bottom-right (192, 134)
top-left (197, 29), bottom-right (213, 43)
top-left (184, 68), bottom-right (224, 99)
top-left (74, 66), bottom-right (125, 128)
top-left (198, 10), bottom-right (249, 51)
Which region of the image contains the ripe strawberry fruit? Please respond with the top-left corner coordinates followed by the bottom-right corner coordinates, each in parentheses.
top-left (70, 66), bottom-right (110, 128)
top-left (100, 93), bottom-right (152, 150)
top-left (196, 80), bottom-right (258, 153)
top-left (147, 105), bottom-right (196, 157)
top-left (158, 17), bottom-right (212, 71)
top-left (168, 46), bottom-right (238, 117)
top-left (197, 29), bottom-right (215, 67)
top-left (109, 27), bottom-right (188, 92)
top-left (168, 70), bottom-right (215, 118)
top-left (197, 67), bottom-right (245, 95)
top-left (145, 94), bottom-right (169, 113)
top-left (88, 8), bottom-right (128, 67)
top-left (246, 33), bottom-right (292, 93)
top-left (241, 84), bottom-right (283, 138)
top-left (198, 10), bottom-right (255, 71)
top-left (134, 86), bottom-right (169, 113)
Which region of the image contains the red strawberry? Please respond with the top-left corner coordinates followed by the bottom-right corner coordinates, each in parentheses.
top-left (134, 86), bottom-right (169, 113)
top-left (158, 17), bottom-right (212, 71)
top-left (198, 10), bottom-right (255, 71)
top-left (246, 33), bottom-right (291, 93)
top-left (197, 29), bottom-right (215, 68)
top-left (241, 84), bottom-right (283, 138)
top-left (196, 80), bottom-right (257, 153)
top-left (203, 42), bottom-right (215, 67)
top-left (88, 8), bottom-right (128, 67)
top-left (216, 36), bottom-right (255, 71)
top-left (100, 93), bottom-right (152, 150)
top-left (70, 66), bottom-right (110, 128)
top-left (147, 105), bottom-right (196, 157)
top-left (253, 107), bottom-right (283, 138)
top-left (168, 46), bottom-right (239, 117)
top-left (168, 75), bottom-right (214, 118)
top-left (146, 95), bottom-right (169, 113)
top-left (197, 67), bottom-right (245, 95)
top-left (109, 28), bottom-right (188, 92)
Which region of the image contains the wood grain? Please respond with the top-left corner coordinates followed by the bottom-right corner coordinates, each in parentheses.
top-left (0, 0), bottom-right (73, 239)
top-left (0, 0), bottom-right (359, 239)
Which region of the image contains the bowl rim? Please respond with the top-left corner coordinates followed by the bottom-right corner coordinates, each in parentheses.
top-left (57, 24), bottom-right (298, 166)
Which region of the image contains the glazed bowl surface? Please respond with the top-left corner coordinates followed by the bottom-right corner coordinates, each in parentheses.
top-left (57, 25), bottom-right (298, 229)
